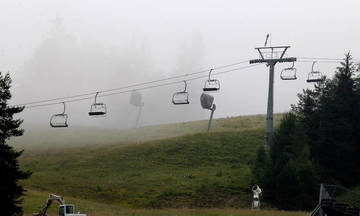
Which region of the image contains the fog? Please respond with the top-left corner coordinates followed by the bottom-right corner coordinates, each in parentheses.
top-left (1, 0), bottom-right (359, 129)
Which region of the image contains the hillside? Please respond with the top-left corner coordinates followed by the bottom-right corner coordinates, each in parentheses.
top-left (16, 114), bottom-right (284, 214)
top-left (21, 129), bottom-right (264, 208)
top-left (11, 114), bottom-right (282, 154)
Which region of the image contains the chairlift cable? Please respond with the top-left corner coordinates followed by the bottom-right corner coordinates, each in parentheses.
top-left (12, 55), bottom-right (358, 109)
top-left (13, 60), bottom-right (250, 107)
top-left (298, 58), bottom-right (360, 63)
top-left (24, 64), bottom-right (262, 109)
top-left (297, 57), bottom-right (344, 61)
top-left (297, 60), bottom-right (342, 63)
top-left (298, 57), bottom-right (360, 61)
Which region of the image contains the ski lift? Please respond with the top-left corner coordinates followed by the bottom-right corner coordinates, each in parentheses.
top-left (203, 69), bottom-right (220, 92)
top-left (280, 62), bottom-right (297, 80)
top-left (50, 102), bottom-right (68, 128)
top-left (88, 92), bottom-right (107, 116)
top-left (307, 62), bottom-right (324, 83)
top-left (172, 81), bottom-right (190, 105)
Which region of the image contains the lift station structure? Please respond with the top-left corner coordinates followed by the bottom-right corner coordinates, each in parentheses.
top-left (250, 45), bottom-right (296, 148)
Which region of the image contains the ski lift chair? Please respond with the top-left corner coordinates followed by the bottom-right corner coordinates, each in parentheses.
top-left (203, 69), bottom-right (220, 92)
top-left (50, 102), bottom-right (68, 128)
top-left (89, 92), bottom-right (107, 116)
top-left (172, 81), bottom-right (190, 105)
top-left (280, 62), bottom-right (297, 80)
top-left (307, 62), bottom-right (325, 83)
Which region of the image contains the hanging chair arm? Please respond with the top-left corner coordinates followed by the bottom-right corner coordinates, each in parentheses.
top-left (312, 61), bottom-right (316, 72)
top-left (95, 92), bottom-right (99, 104)
top-left (62, 102), bottom-right (66, 115)
top-left (208, 69), bottom-right (214, 80)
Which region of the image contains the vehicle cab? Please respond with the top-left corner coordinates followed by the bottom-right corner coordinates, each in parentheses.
top-left (59, 204), bottom-right (86, 216)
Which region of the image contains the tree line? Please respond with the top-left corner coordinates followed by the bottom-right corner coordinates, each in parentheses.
top-left (252, 53), bottom-right (360, 210)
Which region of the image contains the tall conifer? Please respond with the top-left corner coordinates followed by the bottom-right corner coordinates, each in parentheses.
top-left (0, 73), bottom-right (31, 215)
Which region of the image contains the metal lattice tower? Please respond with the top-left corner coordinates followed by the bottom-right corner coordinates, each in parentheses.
top-left (250, 46), bottom-right (296, 148)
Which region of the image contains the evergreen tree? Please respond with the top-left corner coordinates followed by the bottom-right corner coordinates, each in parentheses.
top-left (252, 146), bottom-right (269, 187)
top-left (272, 113), bottom-right (318, 210)
top-left (0, 73), bottom-right (31, 215)
top-left (253, 113), bottom-right (318, 210)
top-left (293, 53), bottom-right (360, 186)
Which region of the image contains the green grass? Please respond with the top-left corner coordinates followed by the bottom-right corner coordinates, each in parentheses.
top-left (24, 189), bottom-right (308, 216)
top-left (16, 114), bottom-right (286, 215)
top-left (20, 129), bottom-right (264, 208)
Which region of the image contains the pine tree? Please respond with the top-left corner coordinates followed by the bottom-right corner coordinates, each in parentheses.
top-left (0, 73), bottom-right (31, 215)
top-left (252, 146), bottom-right (269, 187)
top-left (255, 113), bottom-right (318, 210)
top-left (293, 53), bottom-right (360, 186)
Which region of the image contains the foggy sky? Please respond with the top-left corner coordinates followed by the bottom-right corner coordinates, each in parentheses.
top-left (1, 0), bottom-right (359, 129)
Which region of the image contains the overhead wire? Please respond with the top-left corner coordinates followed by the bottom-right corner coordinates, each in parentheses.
top-left (297, 60), bottom-right (342, 63)
top-left (297, 57), bottom-right (344, 61)
top-left (13, 55), bottom-right (359, 110)
top-left (24, 64), bottom-right (262, 109)
top-left (298, 57), bottom-right (360, 62)
top-left (13, 60), bottom-right (250, 107)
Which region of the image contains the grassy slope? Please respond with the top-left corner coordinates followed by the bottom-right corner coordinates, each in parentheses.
top-left (17, 114), bottom-right (285, 214)
top-left (21, 129), bottom-right (263, 208)
top-left (11, 114), bottom-right (282, 154)
top-left (24, 189), bottom-right (308, 216)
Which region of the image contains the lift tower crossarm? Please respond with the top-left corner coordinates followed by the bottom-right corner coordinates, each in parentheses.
top-left (249, 45), bottom-right (296, 149)
top-left (254, 46), bottom-right (290, 61)
top-left (250, 57), bottom-right (296, 64)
